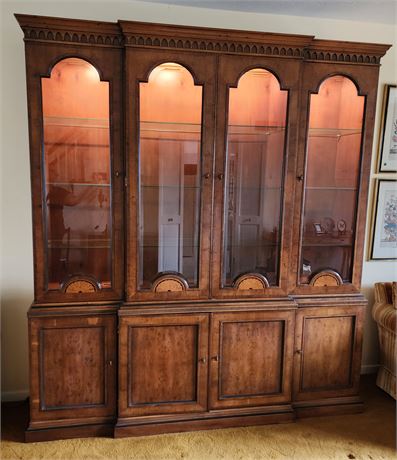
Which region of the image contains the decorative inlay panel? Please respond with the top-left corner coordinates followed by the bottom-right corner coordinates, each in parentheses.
top-left (234, 273), bottom-right (270, 290)
top-left (152, 273), bottom-right (189, 292)
top-left (62, 276), bottom-right (101, 293)
top-left (310, 270), bottom-right (343, 287)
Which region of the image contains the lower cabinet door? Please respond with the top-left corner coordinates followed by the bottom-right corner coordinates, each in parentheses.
top-left (119, 314), bottom-right (209, 417)
top-left (29, 313), bottom-right (117, 424)
top-left (209, 310), bottom-right (294, 409)
top-left (293, 306), bottom-right (364, 401)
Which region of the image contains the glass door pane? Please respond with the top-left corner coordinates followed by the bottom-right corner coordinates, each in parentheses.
top-left (300, 76), bottom-right (365, 284)
top-left (223, 69), bottom-right (288, 287)
top-left (41, 58), bottom-right (112, 290)
top-left (138, 63), bottom-right (203, 289)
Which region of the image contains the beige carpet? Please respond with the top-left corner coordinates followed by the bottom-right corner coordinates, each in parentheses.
top-left (2, 376), bottom-right (396, 460)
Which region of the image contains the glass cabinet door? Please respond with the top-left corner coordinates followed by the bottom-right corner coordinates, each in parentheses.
top-left (222, 69), bottom-right (287, 288)
top-left (127, 51), bottom-right (215, 300)
top-left (299, 76), bottom-right (365, 285)
top-left (41, 58), bottom-right (113, 293)
top-left (138, 63), bottom-right (202, 289)
top-left (213, 65), bottom-right (289, 295)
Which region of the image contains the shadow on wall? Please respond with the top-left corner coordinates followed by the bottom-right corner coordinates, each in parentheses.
top-left (1, 290), bottom-right (31, 401)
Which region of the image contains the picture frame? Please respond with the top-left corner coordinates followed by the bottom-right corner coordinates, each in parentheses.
top-left (370, 179), bottom-right (397, 260)
top-left (378, 84), bottom-right (397, 172)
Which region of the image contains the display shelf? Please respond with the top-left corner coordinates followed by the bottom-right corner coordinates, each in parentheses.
top-left (302, 242), bottom-right (352, 248)
top-left (44, 116), bottom-right (109, 129)
top-left (141, 185), bottom-right (200, 190)
top-left (305, 186), bottom-right (357, 191)
top-left (47, 182), bottom-right (110, 187)
top-left (48, 239), bottom-right (111, 249)
top-left (308, 127), bottom-right (362, 138)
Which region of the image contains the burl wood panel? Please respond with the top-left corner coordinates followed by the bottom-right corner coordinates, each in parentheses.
top-left (220, 321), bottom-right (284, 397)
top-left (29, 313), bottom-right (117, 423)
top-left (129, 325), bottom-right (197, 404)
top-left (210, 311), bottom-right (294, 409)
top-left (119, 314), bottom-right (209, 417)
top-left (301, 316), bottom-right (354, 390)
top-left (64, 280), bottom-right (98, 294)
top-left (42, 326), bottom-right (105, 408)
top-left (293, 305), bottom-right (364, 401)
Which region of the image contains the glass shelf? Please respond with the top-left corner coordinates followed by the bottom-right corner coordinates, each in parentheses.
top-left (302, 242), bottom-right (352, 248)
top-left (305, 186), bottom-right (357, 191)
top-left (308, 127), bottom-right (362, 138)
top-left (141, 185), bottom-right (200, 190)
top-left (44, 116), bottom-right (109, 129)
top-left (140, 121), bottom-right (285, 135)
top-left (48, 239), bottom-right (111, 249)
top-left (47, 182), bottom-right (111, 187)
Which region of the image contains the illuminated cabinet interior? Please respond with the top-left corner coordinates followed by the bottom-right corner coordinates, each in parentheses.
top-left (16, 14), bottom-right (390, 442)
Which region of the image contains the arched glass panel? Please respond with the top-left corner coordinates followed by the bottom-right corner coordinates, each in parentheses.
top-left (41, 58), bottom-right (112, 290)
top-left (222, 69), bottom-right (288, 287)
top-left (300, 75), bottom-right (365, 284)
top-left (138, 63), bottom-right (203, 289)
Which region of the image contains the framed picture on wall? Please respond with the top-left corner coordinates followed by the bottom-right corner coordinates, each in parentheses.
top-left (378, 84), bottom-right (397, 172)
top-left (370, 179), bottom-right (397, 260)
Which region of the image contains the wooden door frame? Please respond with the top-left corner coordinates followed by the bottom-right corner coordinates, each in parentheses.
top-left (125, 48), bottom-right (217, 301)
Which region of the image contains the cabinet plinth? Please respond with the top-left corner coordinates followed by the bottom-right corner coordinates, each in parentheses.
top-left (16, 13), bottom-right (390, 442)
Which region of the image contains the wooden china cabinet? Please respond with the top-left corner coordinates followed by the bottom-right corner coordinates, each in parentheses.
top-left (16, 14), bottom-right (390, 441)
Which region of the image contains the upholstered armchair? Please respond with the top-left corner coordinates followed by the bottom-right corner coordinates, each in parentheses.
top-left (372, 282), bottom-right (396, 399)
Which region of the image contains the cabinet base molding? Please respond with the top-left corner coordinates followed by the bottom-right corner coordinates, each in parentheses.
top-left (25, 423), bottom-right (114, 443)
top-left (293, 397), bottom-right (364, 418)
top-left (114, 410), bottom-right (295, 438)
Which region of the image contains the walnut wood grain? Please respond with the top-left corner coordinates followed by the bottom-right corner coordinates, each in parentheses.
top-left (209, 310), bottom-right (294, 409)
top-left (293, 305), bottom-right (364, 402)
top-left (119, 314), bottom-right (209, 417)
top-left (15, 13), bottom-right (389, 442)
top-left (29, 313), bottom-right (117, 424)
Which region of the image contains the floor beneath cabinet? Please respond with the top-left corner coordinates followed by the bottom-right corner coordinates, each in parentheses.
top-left (2, 375), bottom-right (396, 460)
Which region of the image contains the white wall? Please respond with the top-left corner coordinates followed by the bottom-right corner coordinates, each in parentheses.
top-left (1, 0), bottom-right (396, 400)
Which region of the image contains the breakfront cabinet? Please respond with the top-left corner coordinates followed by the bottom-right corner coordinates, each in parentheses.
top-left (16, 14), bottom-right (390, 441)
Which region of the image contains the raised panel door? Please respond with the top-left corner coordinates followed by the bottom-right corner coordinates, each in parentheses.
top-left (29, 313), bottom-right (117, 425)
top-left (209, 311), bottom-right (294, 409)
top-left (293, 306), bottom-right (364, 401)
top-left (119, 314), bottom-right (209, 416)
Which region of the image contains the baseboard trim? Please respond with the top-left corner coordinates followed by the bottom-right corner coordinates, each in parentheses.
top-left (115, 411), bottom-right (295, 438)
top-left (294, 400), bottom-right (364, 418)
top-left (1, 390), bottom-right (29, 402)
top-left (25, 423), bottom-right (114, 443)
top-left (361, 364), bottom-right (379, 375)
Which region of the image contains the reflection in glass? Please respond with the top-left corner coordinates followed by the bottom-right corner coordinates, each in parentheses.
top-left (300, 76), bottom-right (364, 284)
top-left (223, 69), bottom-right (288, 287)
top-left (139, 63), bottom-right (202, 289)
top-left (41, 58), bottom-right (112, 290)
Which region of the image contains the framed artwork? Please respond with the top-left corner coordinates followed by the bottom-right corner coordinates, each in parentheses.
top-left (370, 179), bottom-right (397, 260)
top-left (378, 84), bottom-right (397, 172)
